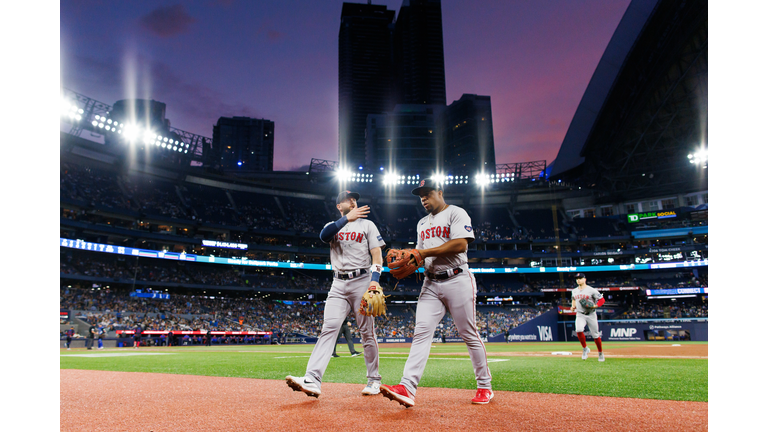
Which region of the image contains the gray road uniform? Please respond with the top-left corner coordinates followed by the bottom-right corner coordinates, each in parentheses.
top-left (304, 218), bottom-right (386, 388)
top-left (399, 205), bottom-right (492, 396)
top-left (571, 285), bottom-right (604, 338)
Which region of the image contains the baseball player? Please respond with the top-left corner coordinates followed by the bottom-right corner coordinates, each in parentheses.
top-left (570, 273), bottom-right (605, 361)
top-left (65, 326), bottom-right (74, 350)
top-left (286, 190), bottom-right (386, 398)
top-left (97, 326), bottom-right (105, 350)
top-left (133, 325), bottom-right (142, 349)
top-left (380, 179), bottom-right (493, 407)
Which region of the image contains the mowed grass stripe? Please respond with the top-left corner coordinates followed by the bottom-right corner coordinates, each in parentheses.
top-left (60, 343), bottom-right (707, 402)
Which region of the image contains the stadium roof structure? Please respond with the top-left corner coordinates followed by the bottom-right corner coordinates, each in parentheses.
top-left (548, 0), bottom-right (707, 202)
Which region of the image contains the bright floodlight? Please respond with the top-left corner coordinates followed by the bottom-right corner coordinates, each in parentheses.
top-left (431, 173), bottom-right (445, 184)
top-left (122, 124), bottom-right (139, 141)
top-left (383, 171), bottom-right (399, 185)
top-left (689, 147), bottom-right (708, 165)
top-left (475, 173), bottom-right (490, 186)
top-left (336, 168), bottom-right (352, 182)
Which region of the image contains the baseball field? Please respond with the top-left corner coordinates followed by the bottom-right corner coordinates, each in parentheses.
top-left (60, 341), bottom-right (707, 431)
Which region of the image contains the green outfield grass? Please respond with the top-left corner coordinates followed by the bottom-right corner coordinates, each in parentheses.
top-left (60, 342), bottom-right (707, 402)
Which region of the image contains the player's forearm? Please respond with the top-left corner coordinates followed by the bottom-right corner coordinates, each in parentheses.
top-left (369, 247), bottom-right (383, 284)
top-left (419, 239), bottom-right (468, 259)
top-left (370, 247), bottom-right (383, 267)
top-left (319, 216), bottom-right (349, 242)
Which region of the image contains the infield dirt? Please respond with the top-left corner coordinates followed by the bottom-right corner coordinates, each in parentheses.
top-left (61, 369), bottom-right (707, 432)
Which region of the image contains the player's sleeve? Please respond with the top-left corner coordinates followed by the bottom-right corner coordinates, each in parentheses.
top-left (415, 219), bottom-right (422, 249)
top-left (366, 221), bottom-right (386, 250)
top-left (593, 289), bottom-right (605, 306)
top-left (449, 208), bottom-right (475, 243)
top-left (319, 218), bottom-right (346, 243)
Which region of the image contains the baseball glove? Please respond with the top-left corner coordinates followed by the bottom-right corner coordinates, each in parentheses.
top-left (580, 299), bottom-right (596, 314)
top-left (359, 283), bottom-right (388, 317)
top-left (385, 248), bottom-right (424, 279)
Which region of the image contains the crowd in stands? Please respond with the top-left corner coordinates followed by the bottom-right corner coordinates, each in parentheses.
top-left (61, 160), bottom-right (708, 250)
top-left (623, 302), bottom-right (707, 319)
top-left (61, 285), bottom-right (553, 341)
top-left (60, 163), bottom-right (129, 209)
top-left (474, 220), bottom-right (528, 242)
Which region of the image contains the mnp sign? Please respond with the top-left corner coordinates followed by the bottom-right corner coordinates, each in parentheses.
top-left (560, 318), bottom-right (708, 341)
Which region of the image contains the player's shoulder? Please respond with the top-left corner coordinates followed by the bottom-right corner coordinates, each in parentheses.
top-left (447, 204), bottom-right (468, 216)
top-left (357, 218), bottom-right (379, 230)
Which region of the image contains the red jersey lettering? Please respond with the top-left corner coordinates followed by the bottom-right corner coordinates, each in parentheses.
top-left (356, 233), bottom-right (364, 243)
top-left (443, 226), bottom-right (450, 238)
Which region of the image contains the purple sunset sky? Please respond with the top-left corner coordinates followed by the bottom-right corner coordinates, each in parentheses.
top-left (60, 0), bottom-right (631, 171)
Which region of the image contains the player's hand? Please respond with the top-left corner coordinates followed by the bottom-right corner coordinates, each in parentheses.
top-left (346, 205), bottom-right (370, 222)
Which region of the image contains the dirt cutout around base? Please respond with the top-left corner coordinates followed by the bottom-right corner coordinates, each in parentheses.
top-left (61, 369), bottom-right (707, 432)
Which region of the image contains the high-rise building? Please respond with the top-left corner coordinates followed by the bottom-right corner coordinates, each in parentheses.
top-left (394, 0), bottom-right (446, 106)
top-left (365, 104), bottom-right (444, 173)
top-left (440, 94), bottom-right (496, 175)
top-left (212, 116), bottom-right (274, 171)
top-left (338, 2), bottom-right (396, 170)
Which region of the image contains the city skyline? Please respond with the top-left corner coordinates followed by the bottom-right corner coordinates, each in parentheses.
top-left (60, 0), bottom-right (631, 171)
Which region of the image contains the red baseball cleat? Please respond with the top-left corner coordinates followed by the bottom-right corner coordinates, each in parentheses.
top-left (380, 384), bottom-right (415, 408)
top-left (471, 388), bottom-right (494, 404)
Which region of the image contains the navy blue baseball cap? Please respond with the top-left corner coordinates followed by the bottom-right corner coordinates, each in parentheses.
top-left (574, 273), bottom-right (586, 279)
top-left (336, 190), bottom-right (360, 204)
top-left (411, 178), bottom-right (443, 196)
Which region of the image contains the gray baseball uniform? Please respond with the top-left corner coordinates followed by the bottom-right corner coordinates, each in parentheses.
top-left (304, 218), bottom-right (386, 388)
top-left (399, 205), bottom-right (492, 396)
top-left (572, 285), bottom-right (604, 338)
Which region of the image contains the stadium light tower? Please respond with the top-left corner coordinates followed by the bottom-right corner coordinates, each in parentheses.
top-left (475, 172), bottom-right (491, 187)
top-left (431, 173), bottom-right (446, 184)
top-left (382, 171), bottom-right (399, 186)
top-left (688, 147), bottom-right (708, 168)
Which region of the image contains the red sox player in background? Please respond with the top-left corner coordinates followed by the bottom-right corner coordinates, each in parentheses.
top-left (380, 179), bottom-right (493, 408)
top-left (570, 273), bottom-right (606, 361)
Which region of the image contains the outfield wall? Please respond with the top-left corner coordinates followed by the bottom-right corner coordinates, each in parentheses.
top-left (558, 318), bottom-right (708, 342)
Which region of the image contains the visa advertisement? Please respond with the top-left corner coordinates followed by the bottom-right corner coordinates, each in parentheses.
top-left (490, 308), bottom-right (559, 342)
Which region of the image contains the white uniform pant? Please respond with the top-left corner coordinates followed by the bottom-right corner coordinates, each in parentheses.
top-left (400, 267), bottom-right (492, 396)
top-left (305, 275), bottom-right (380, 387)
top-left (575, 313), bottom-right (602, 339)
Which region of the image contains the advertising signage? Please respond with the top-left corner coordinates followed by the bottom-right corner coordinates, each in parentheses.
top-left (60, 237), bottom-right (708, 274)
top-left (628, 211), bottom-right (677, 223)
top-left (201, 240), bottom-right (248, 250)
